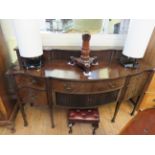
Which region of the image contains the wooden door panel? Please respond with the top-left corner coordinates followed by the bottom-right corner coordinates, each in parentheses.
top-left (124, 72), bottom-right (149, 100)
top-left (19, 88), bottom-right (47, 105)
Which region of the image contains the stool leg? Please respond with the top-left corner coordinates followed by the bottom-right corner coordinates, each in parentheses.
top-left (6, 122), bottom-right (16, 133)
top-left (92, 123), bottom-right (99, 135)
top-left (10, 122), bottom-right (16, 133)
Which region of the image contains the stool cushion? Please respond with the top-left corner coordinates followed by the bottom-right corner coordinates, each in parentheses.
top-left (68, 108), bottom-right (99, 122)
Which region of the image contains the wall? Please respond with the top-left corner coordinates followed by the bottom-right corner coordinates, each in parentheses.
top-left (0, 20), bottom-right (17, 63)
top-left (41, 32), bottom-right (126, 48)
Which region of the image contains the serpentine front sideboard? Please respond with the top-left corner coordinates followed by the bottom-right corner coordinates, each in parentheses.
top-left (7, 48), bottom-right (154, 129)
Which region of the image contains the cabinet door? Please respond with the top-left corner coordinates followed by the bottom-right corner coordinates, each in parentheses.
top-left (18, 88), bottom-right (48, 105)
top-left (0, 97), bottom-right (7, 120)
top-left (123, 72), bottom-right (149, 101)
top-left (54, 91), bottom-right (119, 108)
top-left (14, 75), bottom-right (47, 105)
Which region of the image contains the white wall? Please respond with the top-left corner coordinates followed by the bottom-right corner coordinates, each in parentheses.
top-left (41, 32), bottom-right (126, 49)
top-left (0, 19), bottom-right (17, 63)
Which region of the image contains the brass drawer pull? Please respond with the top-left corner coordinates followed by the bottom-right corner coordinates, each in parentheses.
top-left (109, 83), bottom-right (115, 88)
top-left (153, 99), bottom-right (155, 102)
top-left (65, 87), bottom-right (72, 91)
top-left (64, 84), bottom-right (72, 91)
top-left (31, 79), bottom-right (37, 84)
top-left (31, 96), bottom-right (36, 99)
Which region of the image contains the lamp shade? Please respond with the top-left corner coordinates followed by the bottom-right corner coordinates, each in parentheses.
top-left (123, 20), bottom-right (155, 58)
top-left (13, 20), bottom-right (43, 58)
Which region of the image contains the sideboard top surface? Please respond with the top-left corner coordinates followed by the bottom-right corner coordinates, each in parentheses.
top-left (9, 59), bottom-right (153, 81)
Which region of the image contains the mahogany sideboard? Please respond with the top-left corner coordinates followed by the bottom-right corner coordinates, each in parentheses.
top-left (7, 48), bottom-right (154, 129)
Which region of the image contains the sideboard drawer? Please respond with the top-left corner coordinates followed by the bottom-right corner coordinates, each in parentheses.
top-left (52, 78), bottom-right (125, 93)
top-left (15, 75), bottom-right (46, 90)
top-left (140, 93), bottom-right (155, 110)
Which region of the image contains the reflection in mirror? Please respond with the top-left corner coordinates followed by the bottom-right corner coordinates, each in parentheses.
top-left (39, 19), bottom-right (130, 34)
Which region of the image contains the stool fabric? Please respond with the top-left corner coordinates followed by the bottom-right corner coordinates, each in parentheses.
top-left (68, 108), bottom-right (100, 134)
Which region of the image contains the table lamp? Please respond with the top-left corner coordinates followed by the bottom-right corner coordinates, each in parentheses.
top-left (13, 20), bottom-right (43, 69)
top-left (120, 19), bottom-right (155, 68)
top-left (69, 19), bottom-right (103, 74)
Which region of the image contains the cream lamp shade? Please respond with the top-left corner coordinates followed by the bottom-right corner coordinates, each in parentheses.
top-left (123, 20), bottom-right (155, 58)
top-left (13, 19), bottom-right (43, 58)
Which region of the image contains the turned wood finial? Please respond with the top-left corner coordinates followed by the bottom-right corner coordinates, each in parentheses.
top-left (69, 33), bottom-right (98, 74)
top-left (81, 34), bottom-right (91, 60)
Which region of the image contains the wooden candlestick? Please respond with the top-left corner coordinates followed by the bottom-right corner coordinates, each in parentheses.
top-left (69, 34), bottom-right (98, 74)
top-left (81, 34), bottom-right (91, 60)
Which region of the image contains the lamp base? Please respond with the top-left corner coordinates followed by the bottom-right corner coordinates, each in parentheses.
top-left (21, 56), bottom-right (43, 69)
top-left (120, 55), bottom-right (139, 69)
top-left (69, 56), bottom-right (98, 73)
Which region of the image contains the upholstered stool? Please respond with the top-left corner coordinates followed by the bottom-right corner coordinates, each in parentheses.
top-left (68, 108), bottom-right (100, 135)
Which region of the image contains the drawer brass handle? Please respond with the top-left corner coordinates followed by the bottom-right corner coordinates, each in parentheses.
top-left (153, 99), bottom-right (155, 102)
top-left (31, 96), bottom-right (36, 99)
top-left (31, 79), bottom-right (37, 84)
top-left (109, 83), bottom-right (115, 88)
top-left (65, 87), bottom-right (72, 91)
top-left (29, 93), bottom-right (36, 99)
top-left (64, 84), bottom-right (72, 91)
